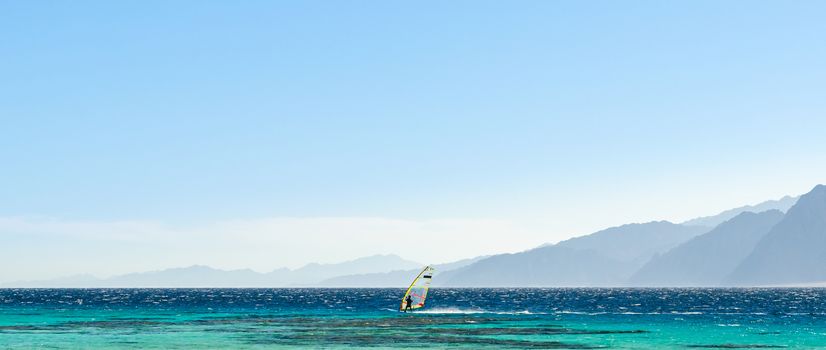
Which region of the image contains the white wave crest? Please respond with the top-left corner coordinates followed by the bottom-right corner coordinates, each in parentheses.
top-left (394, 307), bottom-right (543, 315)
top-left (415, 307), bottom-right (489, 314)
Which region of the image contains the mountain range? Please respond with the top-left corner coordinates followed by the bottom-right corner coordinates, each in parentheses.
top-left (681, 195), bottom-right (798, 228)
top-left (630, 210), bottom-right (784, 286)
top-left (727, 185), bottom-right (826, 285)
top-left (438, 222), bottom-right (708, 287)
top-left (2, 254), bottom-right (422, 288)
top-left (317, 256), bottom-right (488, 287)
top-left (6, 185), bottom-right (825, 288)
top-left (435, 186), bottom-right (820, 287)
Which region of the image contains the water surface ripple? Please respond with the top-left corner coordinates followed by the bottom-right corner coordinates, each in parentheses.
top-left (1, 288), bottom-right (824, 349)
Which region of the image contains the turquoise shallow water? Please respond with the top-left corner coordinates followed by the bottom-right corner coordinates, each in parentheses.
top-left (1, 288), bottom-right (825, 349)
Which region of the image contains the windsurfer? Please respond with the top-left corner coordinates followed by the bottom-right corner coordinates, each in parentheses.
top-left (404, 295), bottom-right (413, 312)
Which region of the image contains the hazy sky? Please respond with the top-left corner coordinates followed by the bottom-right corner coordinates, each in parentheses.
top-left (2, 1), bottom-right (825, 282)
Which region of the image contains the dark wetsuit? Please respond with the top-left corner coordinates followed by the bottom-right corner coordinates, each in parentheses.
top-left (405, 296), bottom-right (413, 312)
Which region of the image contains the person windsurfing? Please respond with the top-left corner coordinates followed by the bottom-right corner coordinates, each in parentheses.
top-left (399, 266), bottom-right (435, 312)
top-left (404, 295), bottom-right (413, 312)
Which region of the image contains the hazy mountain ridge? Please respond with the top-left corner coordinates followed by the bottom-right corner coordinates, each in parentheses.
top-left (440, 245), bottom-right (634, 287)
top-left (555, 221), bottom-right (709, 265)
top-left (2, 254), bottom-right (422, 288)
top-left (630, 210), bottom-right (785, 286)
top-left (317, 255), bottom-right (488, 287)
top-left (727, 185), bottom-right (826, 285)
top-left (441, 186), bottom-right (821, 287)
top-left (440, 221), bottom-right (709, 287)
top-left (280, 254), bottom-right (423, 285)
top-left (681, 196), bottom-right (798, 228)
top-left (6, 186), bottom-right (824, 288)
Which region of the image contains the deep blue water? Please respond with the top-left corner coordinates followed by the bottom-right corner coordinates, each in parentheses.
top-left (1, 288), bottom-right (825, 348)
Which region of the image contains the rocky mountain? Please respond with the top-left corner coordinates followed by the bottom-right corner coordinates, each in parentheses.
top-left (7, 186), bottom-right (823, 288)
top-left (681, 196), bottom-right (797, 228)
top-left (726, 185), bottom-right (826, 285)
top-left (630, 210), bottom-right (784, 286)
top-left (441, 221), bottom-right (709, 287)
top-left (555, 221), bottom-right (710, 265)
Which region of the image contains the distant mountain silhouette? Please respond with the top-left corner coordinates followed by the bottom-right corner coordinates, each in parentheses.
top-left (442, 221), bottom-right (708, 287)
top-left (104, 265), bottom-right (270, 288)
top-left (440, 246), bottom-right (634, 287)
top-left (285, 254), bottom-right (423, 285)
top-left (682, 196), bottom-right (797, 228)
top-left (555, 221), bottom-right (710, 265)
top-left (6, 187), bottom-right (823, 288)
top-left (3, 254), bottom-right (421, 288)
top-left (318, 256), bottom-right (488, 287)
top-left (3, 274), bottom-right (100, 288)
top-left (631, 210), bottom-right (784, 286)
top-left (726, 185), bottom-right (826, 285)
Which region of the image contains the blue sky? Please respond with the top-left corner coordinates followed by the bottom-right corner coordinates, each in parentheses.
top-left (1, 1), bottom-right (825, 281)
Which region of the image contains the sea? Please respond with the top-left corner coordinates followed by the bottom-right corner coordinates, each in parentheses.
top-left (1, 288), bottom-right (825, 349)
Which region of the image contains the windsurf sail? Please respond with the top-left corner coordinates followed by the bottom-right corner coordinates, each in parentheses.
top-left (400, 266), bottom-right (435, 311)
